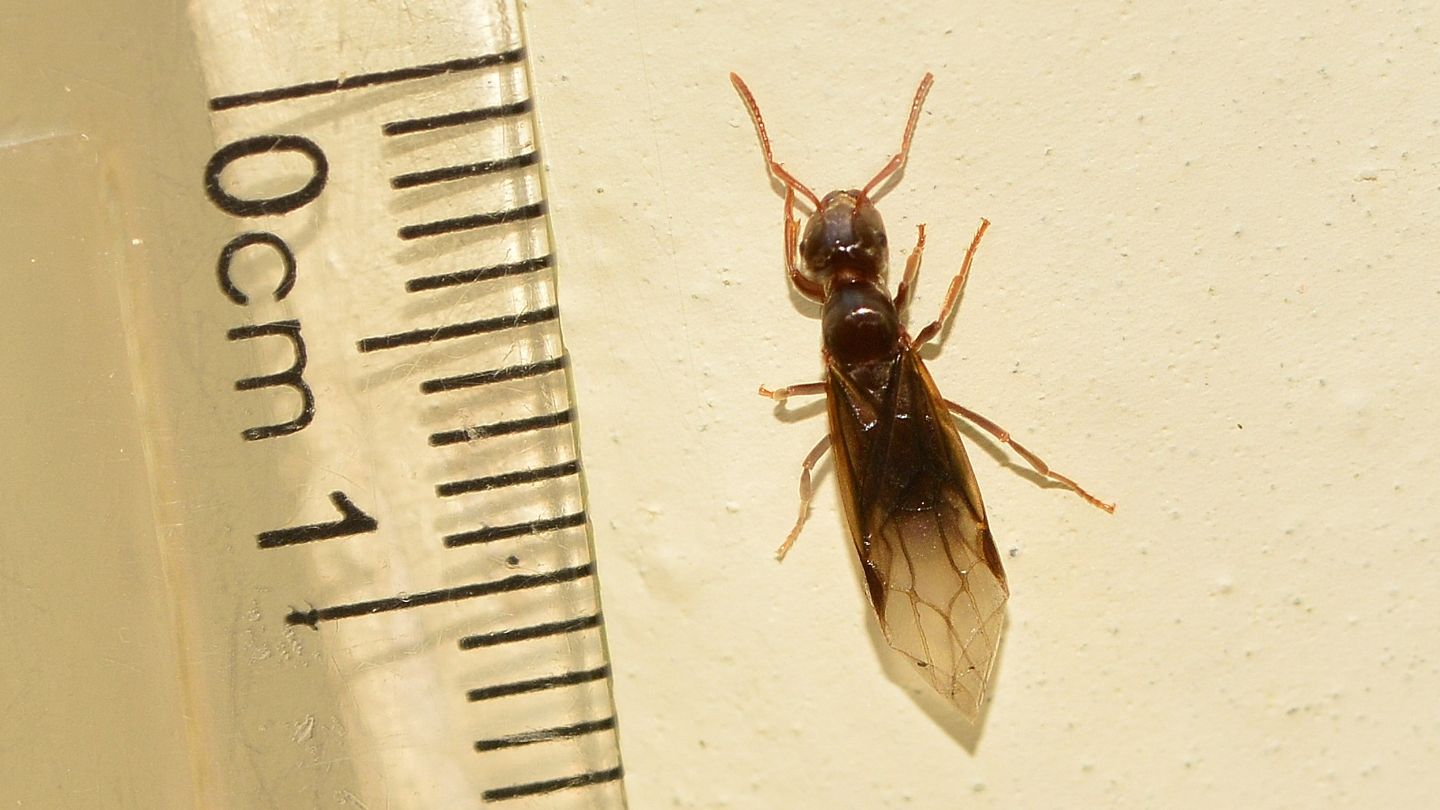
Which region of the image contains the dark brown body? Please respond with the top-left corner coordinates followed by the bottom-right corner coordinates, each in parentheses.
top-left (827, 341), bottom-right (1006, 614)
top-left (801, 190), bottom-right (1009, 714)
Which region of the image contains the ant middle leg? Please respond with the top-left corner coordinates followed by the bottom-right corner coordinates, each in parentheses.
top-left (894, 223), bottom-right (927, 314)
top-left (759, 381), bottom-right (825, 401)
top-left (776, 435), bottom-right (832, 560)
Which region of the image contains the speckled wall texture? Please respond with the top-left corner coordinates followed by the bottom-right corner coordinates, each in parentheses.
top-left (527, 2), bottom-right (1440, 807)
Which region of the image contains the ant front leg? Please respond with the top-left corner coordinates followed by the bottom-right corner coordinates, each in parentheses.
top-left (894, 223), bottom-right (927, 315)
top-left (783, 187), bottom-right (824, 300)
top-left (913, 218), bottom-right (990, 347)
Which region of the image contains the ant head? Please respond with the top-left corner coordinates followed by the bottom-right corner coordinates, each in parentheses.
top-left (729, 71), bottom-right (933, 302)
top-left (797, 190), bottom-right (889, 292)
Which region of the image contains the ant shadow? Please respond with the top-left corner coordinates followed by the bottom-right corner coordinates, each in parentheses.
top-left (767, 394), bottom-right (826, 425)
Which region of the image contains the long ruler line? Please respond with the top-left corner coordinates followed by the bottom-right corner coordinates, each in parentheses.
top-left (210, 49), bottom-right (525, 111)
top-left (285, 563), bottom-right (593, 627)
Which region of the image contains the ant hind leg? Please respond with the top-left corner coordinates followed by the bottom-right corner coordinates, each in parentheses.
top-left (944, 398), bottom-right (1115, 513)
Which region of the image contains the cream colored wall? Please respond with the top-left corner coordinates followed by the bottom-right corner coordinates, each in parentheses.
top-left (2, 1), bottom-right (1436, 807)
top-left (526, 2), bottom-right (1440, 807)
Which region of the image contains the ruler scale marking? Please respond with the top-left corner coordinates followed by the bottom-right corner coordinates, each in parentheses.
top-left (285, 563), bottom-right (594, 628)
top-left (483, 766), bottom-right (625, 802)
top-left (467, 665), bottom-right (611, 702)
top-left (421, 353), bottom-right (567, 394)
top-left (357, 305), bottom-right (558, 353)
top-left (407, 254), bottom-right (554, 294)
top-left (209, 49), bottom-right (526, 111)
top-left (391, 151), bottom-right (540, 189)
top-left (443, 511), bottom-right (588, 548)
top-left (474, 717), bottom-right (616, 753)
top-left (437, 460), bottom-right (579, 497)
top-left (399, 201), bottom-right (547, 240)
top-left (429, 409), bottom-right (572, 447)
top-left (459, 614), bottom-right (603, 650)
top-left (383, 98), bottom-right (536, 136)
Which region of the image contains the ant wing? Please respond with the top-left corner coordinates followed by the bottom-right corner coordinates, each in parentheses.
top-left (826, 349), bottom-right (1009, 718)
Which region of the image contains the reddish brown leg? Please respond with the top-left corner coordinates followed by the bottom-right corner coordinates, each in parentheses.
top-left (913, 218), bottom-right (990, 347)
top-left (776, 435), bottom-right (832, 560)
top-left (759, 381), bottom-right (826, 400)
top-left (783, 187), bottom-right (823, 300)
top-left (894, 224), bottom-right (927, 314)
top-left (861, 73), bottom-right (936, 199)
top-left (944, 398), bottom-right (1115, 513)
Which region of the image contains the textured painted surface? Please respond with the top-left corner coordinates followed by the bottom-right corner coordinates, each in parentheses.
top-left (525, 1), bottom-right (1440, 806)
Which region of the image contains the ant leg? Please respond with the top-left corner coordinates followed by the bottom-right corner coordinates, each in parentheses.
top-left (776, 435), bottom-right (832, 560)
top-left (861, 73), bottom-right (936, 199)
top-left (894, 224), bottom-right (927, 314)
top-left (784, 187), bottom-right (823, 300)
top-left (944, 398), bottom-right (1115, 513)
top-left (913, 218), bottom-right (990, 347)
top-left (759, 381), bottom-right (825, 400)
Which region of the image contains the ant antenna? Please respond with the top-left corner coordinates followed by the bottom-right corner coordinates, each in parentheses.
top-left (860, 73), bottom-right (935, 200)
top-left (730, 73), bottom-right (822, 209)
